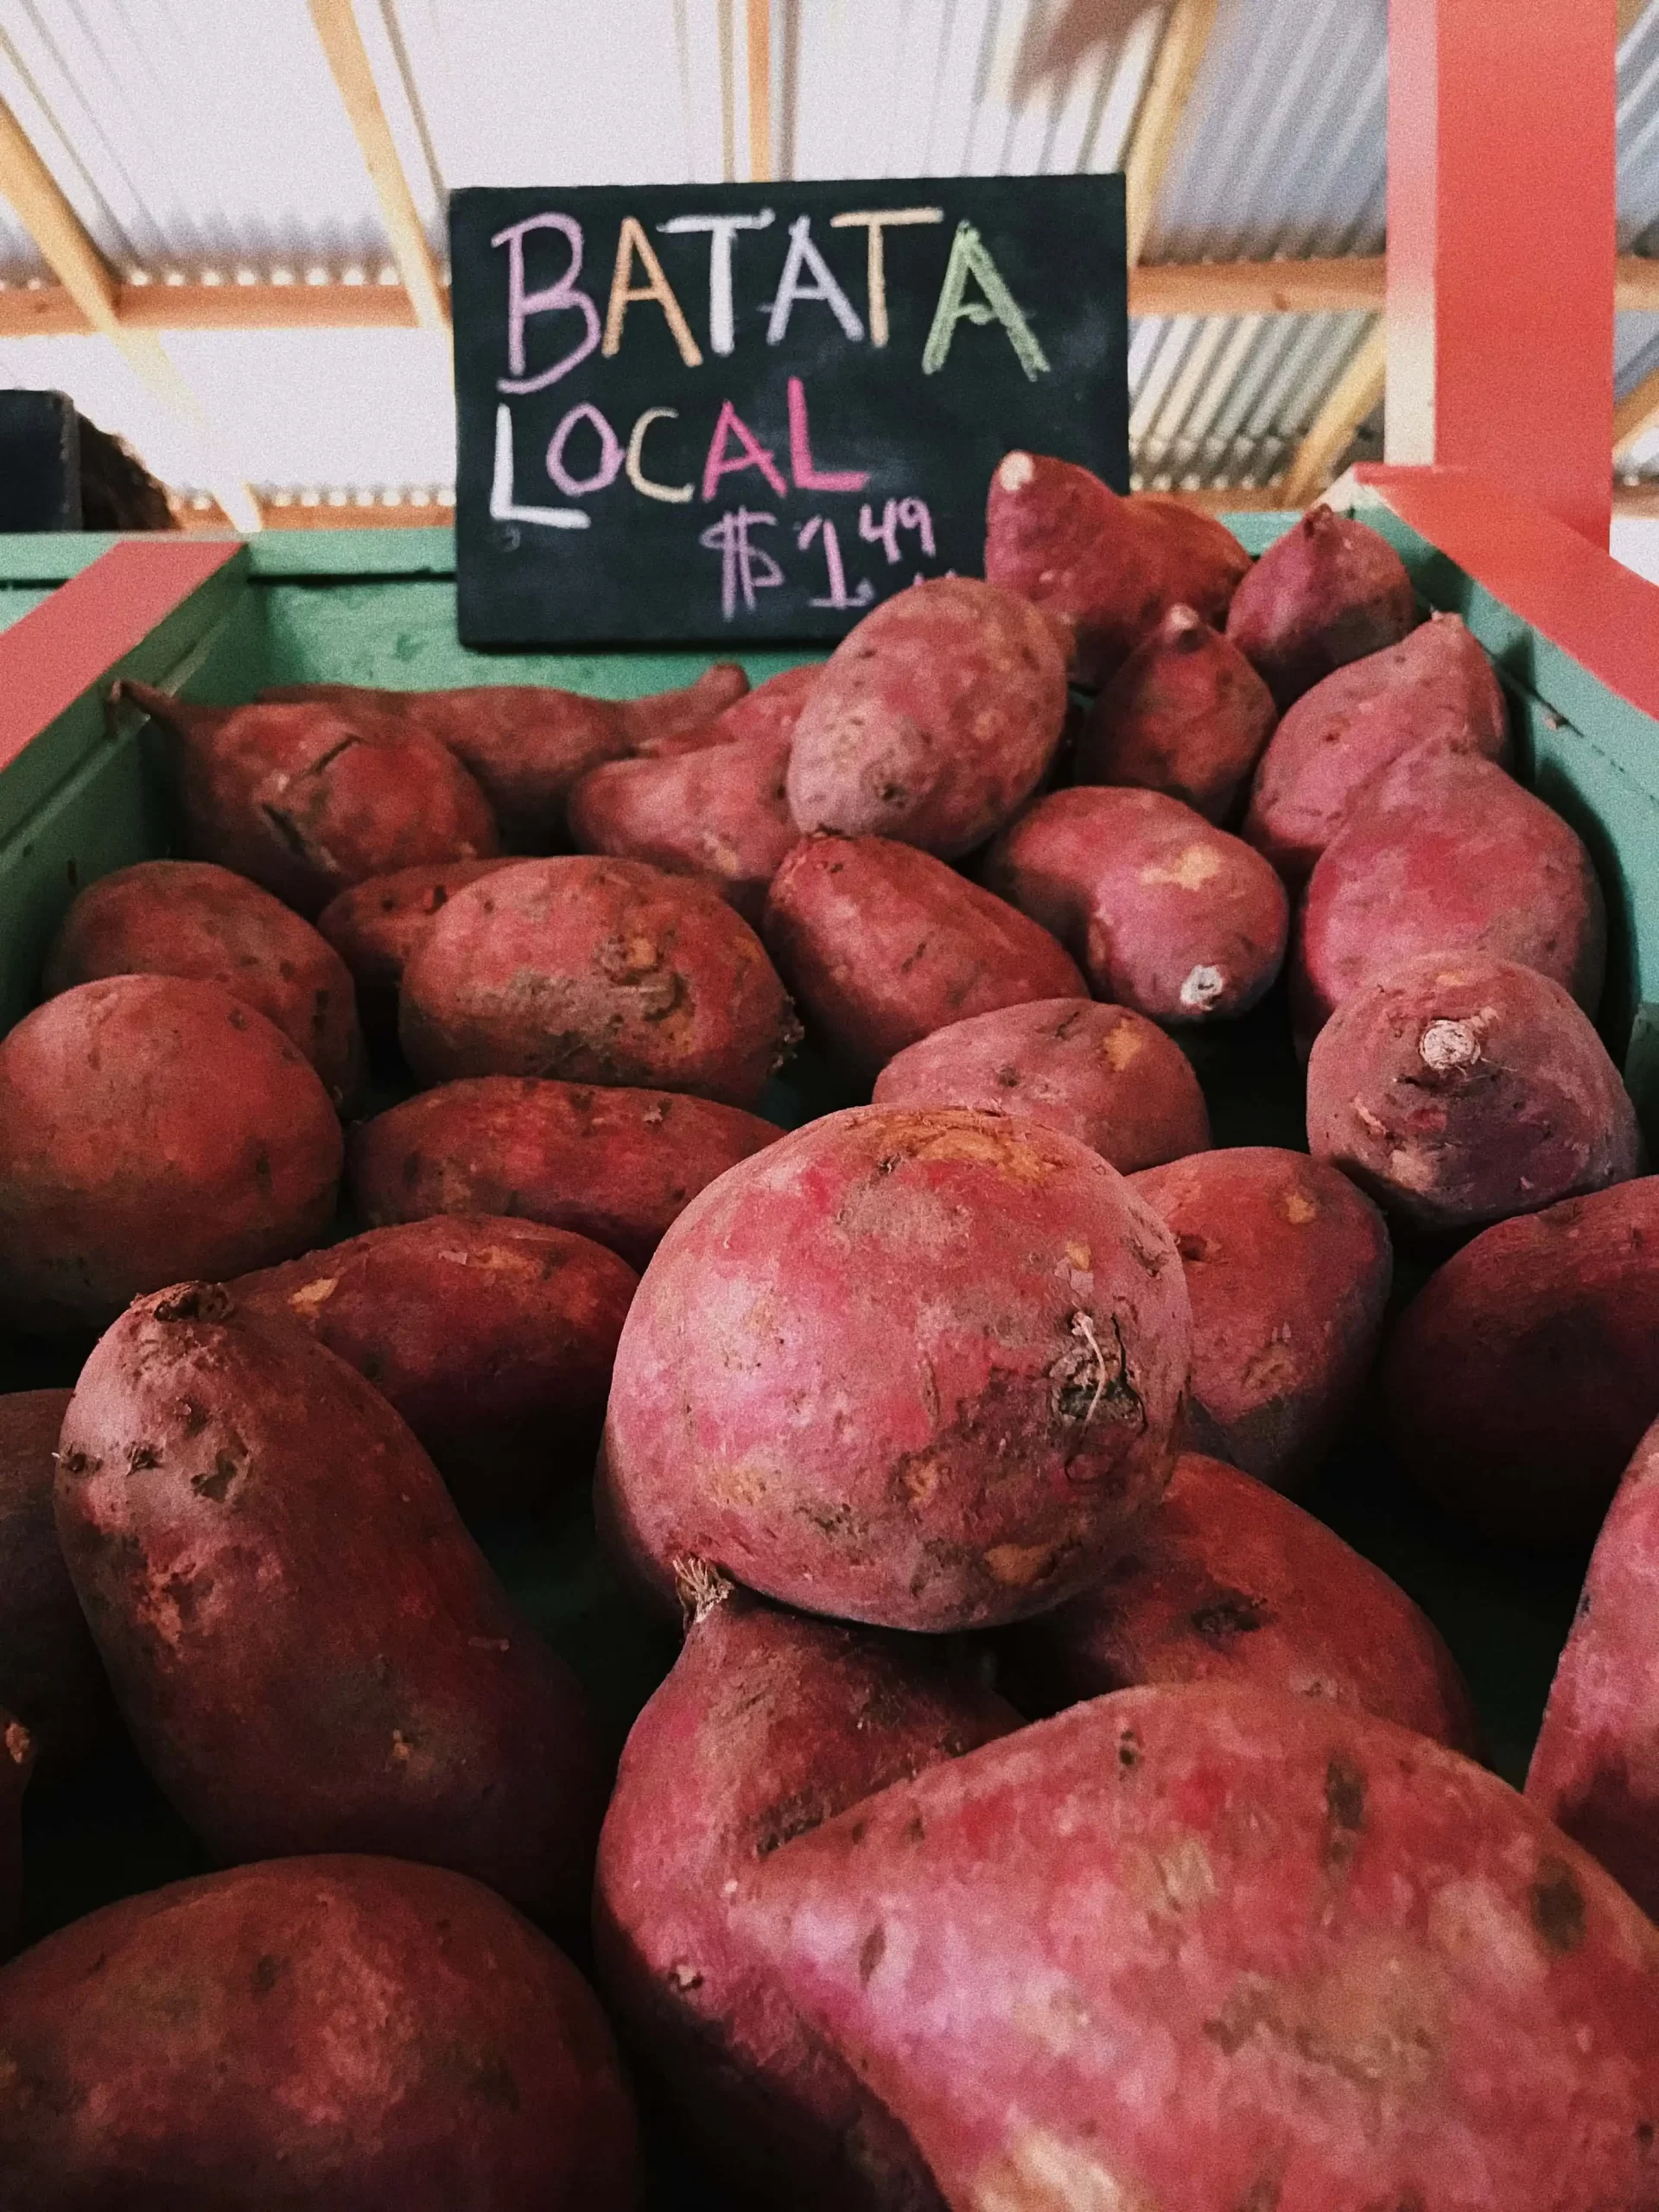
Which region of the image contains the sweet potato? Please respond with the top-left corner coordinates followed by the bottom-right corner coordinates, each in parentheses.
top-left (260, 664), bottom-right (748, 842)
top-left (232, 1216), bottom-right (637, 1517)
top-left (1074, 603), bottom-right (1278, 823)
top-left (1001, 1451), bottom-right (1480, 1752)
top-left (1293, 749), bottom-right (1607, 1041)
top-left (0, 1707), bottom-right (30, 1957)
top-left (762, 836), bottom-right (1083, 1072)
top-left (0, 976), bottom-right (342, 1335)
top-left (599, 1105), bottom-right (1191, 1631)
top-left (983, 451), bottom-right (1248, 684)
top-left (731, 1685), bottom-right (1659, 2212)
top-left (568, 729), bottom-right (796, 923)
top-left (785, 577), bottom-right (1067, 856)
top-left (44, 858), bottom-right (365, 1112)
top-left (314, 856), bottom-right (518, 1030)
top-left (55, 1286), bottom-right (604, 1923)
top-left (594, 1585), bottom-right (1017, 2210)
top-left (119, 683), bottom-right (499, 917)
top-left (635, 661), bottom-right (822, 759)
top-left (1128, 1147), bottom-right (1392, 1491)
top-left (1225, 505), bottom-right (1419, 706)
top-left (0, 1855), bottom-right (640, 2208)
top-left (1383, 1175), bottom-right (1659, 1545)
top-left (400, 855), bottom-right (798, 1108)
top-left (0, 1390), bottom-right (111, 1776)
top-left (350, 1076), bottom-right (779, 1268)
top-left (872, 997), bottom-right (1210, 1171)
top-left (1244, 610), bottom-right (1508, 882)
top-left (983, 786), bottom-right (1289, 1023)
top-left (1528, 1414), bottom-right (1659, 1919)
top-left (1306, 952), bottom-right (1639, 1233)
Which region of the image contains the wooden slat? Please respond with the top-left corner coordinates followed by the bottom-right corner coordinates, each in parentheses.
top-left (1619, 0), bottom-right (1648, 41)
top-left (1123, 0), bottom-right (1221, 264)
top-left (747, 0), bottom-right (772, 183)
top-left (1281, 321), bottom-right (1389, 508)
top-left (1129, 256), bottom-right (1387, 317)
top-left (1615, 365), bottom-right (1659, 462)
top-left (307, 0), bottom-right (447, 330)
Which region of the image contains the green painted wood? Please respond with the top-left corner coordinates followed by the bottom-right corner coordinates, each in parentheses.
top-left (0, 532), bottom-right (136, 583)
top-left (0, 588), bottom-right (54, 636)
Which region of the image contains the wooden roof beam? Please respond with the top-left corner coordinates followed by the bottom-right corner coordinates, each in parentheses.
top-left (1124, 0), bottom-right (1221, 264)
top-left (307, 0), bottom-right (447, 330)
top-left (747, 0), bottom-right (772, 183)
top-left (0, 95), bottom-right (261, 532)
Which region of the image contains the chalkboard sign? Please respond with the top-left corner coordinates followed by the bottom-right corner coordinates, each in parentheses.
top-left (0, 391), bottom-right (79, 531)
top-left (450, 176), bottom-right (1127, 647)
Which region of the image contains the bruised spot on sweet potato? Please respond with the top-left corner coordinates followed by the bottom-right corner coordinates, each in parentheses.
top-left (1531, 1860), bottom-right (1586, 1955)
top-left (1190, 1591), bottom-right (1271, 1643)
top-left (287, 1276), bottom-right (338, 1312)
top-left (971, 2127), bottom-right (1157, 2212)
top-left (154, 1284), bottom-right (236, 1325)
top-left (1281, 1189), bottom-right (1319, 1226)
top-left (1325, 1753), bottom-right (1367, 1834)
top-left (1102, 1024), bottom-right (1143, 1071)
top-left (984, 1541), bottom-right (1058, 1588)
top-left (190, 1451), bottom-right (243, 1503)
top-left (857, 1923), bottom-right (887, 1985)
top-left (1140, 844), bottom-right (1225, 893)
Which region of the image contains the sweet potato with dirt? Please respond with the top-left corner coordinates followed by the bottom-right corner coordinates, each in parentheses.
top-left (1306, 952), bottom-right (1639, 1233)
top-left (1528, 1414), bottom-right (1659, 1919)
top-left (1001, 1451), bottom-right (1480, 1751)
top-left (1129, 1147), bottom-right (1391, 1492)
top-left (0, 1707), bottom-right (30, 1956)
top-left (599, 1105), bottom-right (1191, 1631)
top-left (731, 1685), bottom-right (1659, 2212)
top-left (984, 451), bottom-right (1248, 684)
top-left (762, 836), bottom-right (1083, 1073)
top-left (0, 1854), bottom-right (640, 2209)
top-left (1225, 505), bottom-right (1419, 707)
top-left (44, 859), bottom-right (365, 1112)
top-left (872, 998), bottom-right (1210, 1171)
top-left (119, 683), bottom-right (499, 917)
top-left (1244, 610), bottom-right (1508, 882)
top-left (0, 1390), bottom-right (111, 1777)
top-left (568, 729), bottom-right (796, 924)
top-left (595, 1585), bottom-right (1017, 2211)
top-left (1383, 1175), bottom-right (1659, 1546)
top-left (55, 1287), bottom-right (605, 1923)
top-left (0, 976), bottom-right (342, 1335)
top-left (350, 1076), bottom-right (780, 1268)
top-left (315, 856), bottom-right (518, 1030)
top-left (984, 786), bottom-right (1288, 1023)
top-left (232, 1216), bottom-right (637, 1517)
top-left (1075, 603), bottom-right (1278, 823)
top-left (401, 856), bottom-right (798, 1108)
top-left (785, 577), bottom-right (1067, 857)
top-left (259, 664), bottom-right (748, 842)
top-left (1294, 749), bottom-right (1607, 1041)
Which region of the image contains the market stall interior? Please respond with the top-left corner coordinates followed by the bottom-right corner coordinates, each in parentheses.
top-left (3, 3), bottom-right (1659, 2209)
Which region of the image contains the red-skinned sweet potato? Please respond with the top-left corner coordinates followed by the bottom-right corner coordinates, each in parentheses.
top-left (0, 1390), bottom-right (111, 1777)
top-left (1244, 610), bottom-right (1508, 882)
top-left (44, 858), bottom-right (365, 1112)
top-left (400, 856), bottom-right (798, 1108)
top-left (349, 1076), bottom-right (780, 1268)
top-left (1225, 505), bottom-right (1419, 707)
top-left (1001, 1451), bottom-right (1480, 1752)
top-left (232, 1216), bottom-right (637, 1517)
top-left (1128, 1147), bottom-right (1391, 1492)
top-left (1528, 1414), bottom-right (1659, 1919)
top-left (315, 856), bottom-right (519, 1027)
top-left (984, 452), bottom-right (1248, 684)
top-left (872, 998), bottom-right (1210, 1172)
top-left (568, 729), bottom-right (796, 924)
top-left (731, 1685), bottom-right (1659, 2212)
top-left (1382, 1175), bottom-right (1659, 1546)
top-left (0, 1707), bottom-right (31, 1957)
top-left (1294, 749), bottom-right (1607, 1042)
top-left (635, 661), bottom-right (823, 760)
top-left (1075, 603), bottom-right (1278, 823)
top-left (0, 976), bottom-right (342, 1335)
top-left (984, 786), bottom-right (1289, 1023)
top-left (785, 577), bottom-right (1068, 856)
top-left (55, 1287), bottom-right (605, 1924)
top-left (599, 1105), bottom-right (1192, 1631)
top-left (762, 836), bottom-right (1084, 1073)
top-left (1306, 952), bottom-right (1639, 1233)
top-left (119, 683), bottom-right (499, 917)
top-left (0, 1855), bottom-right (640, 2208)
top-left (594, 1585), bottom-right (1017, 2210)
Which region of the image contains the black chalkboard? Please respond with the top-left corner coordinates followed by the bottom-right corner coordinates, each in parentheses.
top-left (449, 177), bottom-right (1127, 648)
top-left (0, 391), bottom-right (79, 531)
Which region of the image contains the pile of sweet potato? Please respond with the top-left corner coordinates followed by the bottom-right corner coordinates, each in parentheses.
top-left (1, 465), bottom-right (1657, 2209)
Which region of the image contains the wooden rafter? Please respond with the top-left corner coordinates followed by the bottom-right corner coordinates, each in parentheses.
top-left (747, 0), bottom-right (772, 183)
top-left (307, 0), bottom-right (447, 330)
top-left (1619, 0), bottom-right (1648, 41)
top-left (1280, 321), bottom-right (1389, 508)
top-left (1123, 0), bottom-right (1221, 264)
top-left (1615, 367), bottom-right (1659, 464)
top-left (0, 95), bottom-right (261, 532)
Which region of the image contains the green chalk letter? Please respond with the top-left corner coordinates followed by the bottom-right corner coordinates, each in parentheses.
top-left (920, 221), bottom-right (1050, 382)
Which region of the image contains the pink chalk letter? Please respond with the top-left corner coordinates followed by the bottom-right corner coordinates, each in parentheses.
top-left (701, 399), bottom-right (789, 501)
top-left (787, 376), bottom-right (869, 493)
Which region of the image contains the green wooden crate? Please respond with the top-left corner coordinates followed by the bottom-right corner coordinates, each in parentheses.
top-left (0, 515), bottom-right (1649, 2203)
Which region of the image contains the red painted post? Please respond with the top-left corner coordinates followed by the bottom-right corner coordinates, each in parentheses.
top-left (1386, 0), bottom-right (1618, 547)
